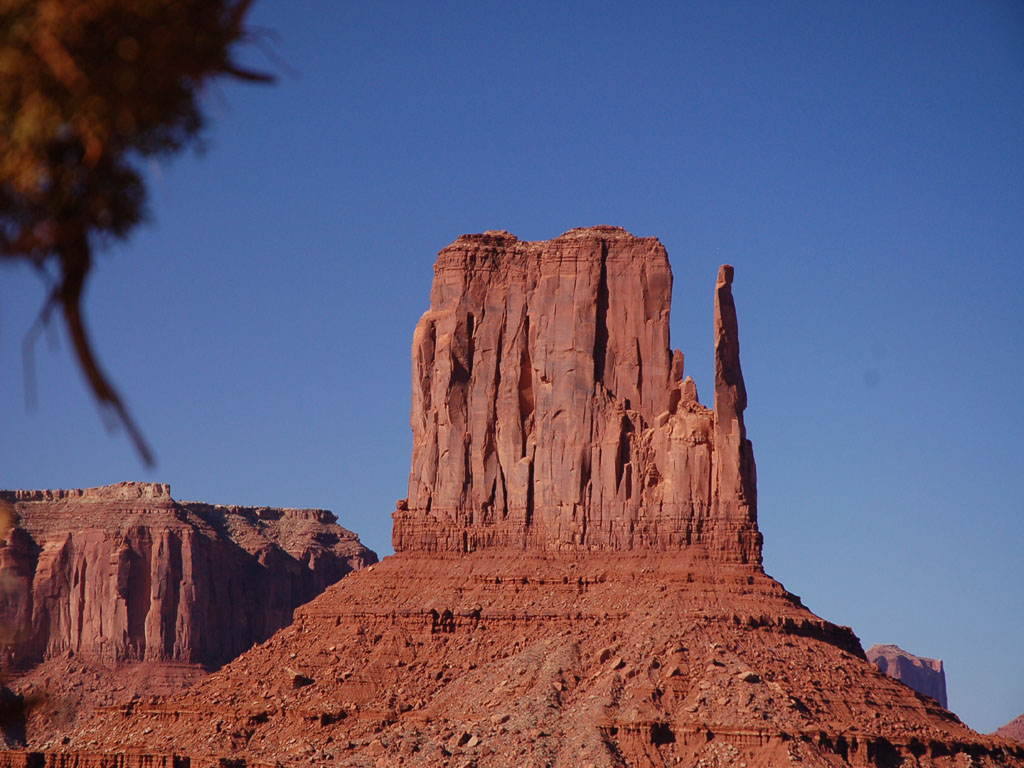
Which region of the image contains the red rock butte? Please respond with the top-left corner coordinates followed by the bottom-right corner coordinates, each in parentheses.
top-left (395, 226), bottom-right (760, 562)
top-left (5, 228), bottom-right (1022, 767)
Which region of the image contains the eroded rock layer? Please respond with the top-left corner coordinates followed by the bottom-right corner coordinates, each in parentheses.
top-left (394, 227), bottom-right (760, 562)
top-left (867, 644), bottom-right (948, 709)
top-left (50, 553), bottom-right (1024, 767)
top-left (0, 482), bottom-right (377, 671)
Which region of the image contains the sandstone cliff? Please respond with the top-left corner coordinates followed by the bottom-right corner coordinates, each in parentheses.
top-left (395, 226), bottom-right (760, 562)
top-left (8, 228), bottom-right (1021, 767)
top-left (0, 482), bottom-right (377, 671)
top-left (866, 643), bottom-right (948, 709)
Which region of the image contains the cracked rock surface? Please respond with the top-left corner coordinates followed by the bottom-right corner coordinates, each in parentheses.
top-left (396, 227), bottom-right (759, 562)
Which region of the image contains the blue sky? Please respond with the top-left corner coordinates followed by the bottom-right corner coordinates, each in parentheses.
top-left (2, 0), bottom-right (1022, 733)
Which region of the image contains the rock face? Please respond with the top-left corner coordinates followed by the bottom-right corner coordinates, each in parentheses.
top-left (996, 714), bottom-right (1024, 743)
top-left (56, 554), bottom-right (1022, 767)
top-left (0, 482), bottom-right (377, 671)
top-left (866, 644), bottom-right (948, 708)
top-left (395, 227), bottom-right (760, 563)
top-left (8, 228), bottom-right (1023, 767)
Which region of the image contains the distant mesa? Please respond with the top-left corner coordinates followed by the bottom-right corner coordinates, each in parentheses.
top-left (0, 481), bottom-right (376, 670)
top-left (0, 481), bottom-right (376, 744)
top-left (866, 643), bottom-right (948, 708)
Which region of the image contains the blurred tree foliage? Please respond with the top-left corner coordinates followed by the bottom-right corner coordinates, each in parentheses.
top-left (0, 0), bottom-right (270, 465)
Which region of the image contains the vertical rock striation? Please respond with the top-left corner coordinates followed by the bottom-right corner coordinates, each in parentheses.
top-left (0, 482), bottom-right (377, 672)
top-left (393, 227), bottom-right (761, 562)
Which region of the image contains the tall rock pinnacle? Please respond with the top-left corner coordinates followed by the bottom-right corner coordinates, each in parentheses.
top-left (712, 264), bottom-right (759, 555)
top-left (394, 227), bottom-right (762, 563)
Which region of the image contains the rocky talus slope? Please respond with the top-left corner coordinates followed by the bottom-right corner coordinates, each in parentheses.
top-left (866, 644), bottom-right (948, 709)
top-left (57, 552), bottom-right (1019, 767)
top-left (6, 227), bottom-right (1021, 767)
top-left (0, 482), bottom-right (376, 745)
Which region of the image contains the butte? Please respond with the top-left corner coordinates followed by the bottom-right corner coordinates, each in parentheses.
top-left (23, 227), bottom-right (1023, 767)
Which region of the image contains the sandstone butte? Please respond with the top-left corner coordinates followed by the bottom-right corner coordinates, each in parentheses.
top-left (3, 227), bottom-right (1021, 767)
top-left (0, 481), bottom-right (377, 745)
top-left (866, 645), bottom-right (948, 710)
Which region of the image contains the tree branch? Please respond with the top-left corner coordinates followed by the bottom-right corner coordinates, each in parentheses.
top-left (58, 233), bottom-right (155, 467)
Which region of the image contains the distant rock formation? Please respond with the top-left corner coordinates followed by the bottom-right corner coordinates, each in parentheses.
top-left (866, 644), bottom-right (948, 708)
top-left (395, 227), bottom-right (760, 562)
top-left (0, 482), bottom-right (377, 671)
top-left (996, 714), bottom-right (1024, 743)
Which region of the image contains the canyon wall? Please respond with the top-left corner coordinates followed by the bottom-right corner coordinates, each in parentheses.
top-left (0, 482), bottom-right (376, 671)
top-left (866, 643), bottom-right (948, 708)
top-left (393, 226), bottom-right (760, 562)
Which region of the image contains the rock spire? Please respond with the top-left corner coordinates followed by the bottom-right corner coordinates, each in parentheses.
top-left (394, 227), bottom-right (761, 562)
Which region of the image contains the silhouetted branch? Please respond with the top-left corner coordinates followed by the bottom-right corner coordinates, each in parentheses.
top-left (57, 233), bottom-right (155, 466)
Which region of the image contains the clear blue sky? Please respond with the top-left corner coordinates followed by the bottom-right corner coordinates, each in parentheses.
top-left (2, 0), bottom-right (1021, 734)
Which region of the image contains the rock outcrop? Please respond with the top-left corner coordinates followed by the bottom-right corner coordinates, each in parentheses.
top-left (55, 553), bottom-right (1022, 767)
top-left (0, 482), bottom-right (377, 671)
top-left (395, 227), bottom-right (760, 563)
top-left (866, 644), bottom-right (948, 709)
top-left (997, 714), bottom-right (1024, 743)
top-left (7, 228), bottom-right (1022, 767)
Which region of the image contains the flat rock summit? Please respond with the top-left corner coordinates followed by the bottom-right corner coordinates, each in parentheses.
top-left (3, 227), bottom-right (1021, 767)
top-left (396, 227), bottom-right (758, 562)
top-left (0, 482), bottom-right (376, 745)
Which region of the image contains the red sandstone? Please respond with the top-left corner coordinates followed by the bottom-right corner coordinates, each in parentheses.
top-left (0, 481), bottom-right (376, 745)
top-left (3, 228), bottom-right (1020, 767)
top-left (396, 227), bottom-right (759, 562)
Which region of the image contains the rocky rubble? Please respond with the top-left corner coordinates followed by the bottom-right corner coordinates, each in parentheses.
top-left (52, 553), bottom-right (1022, 767)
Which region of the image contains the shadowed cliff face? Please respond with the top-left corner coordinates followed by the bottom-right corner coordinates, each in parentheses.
top-left (0, 482), bottom-right (377, 671)
top-left (394, 227), bottom-right (761, 562)
top-left (867, 644), bottom-right (948, 709)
